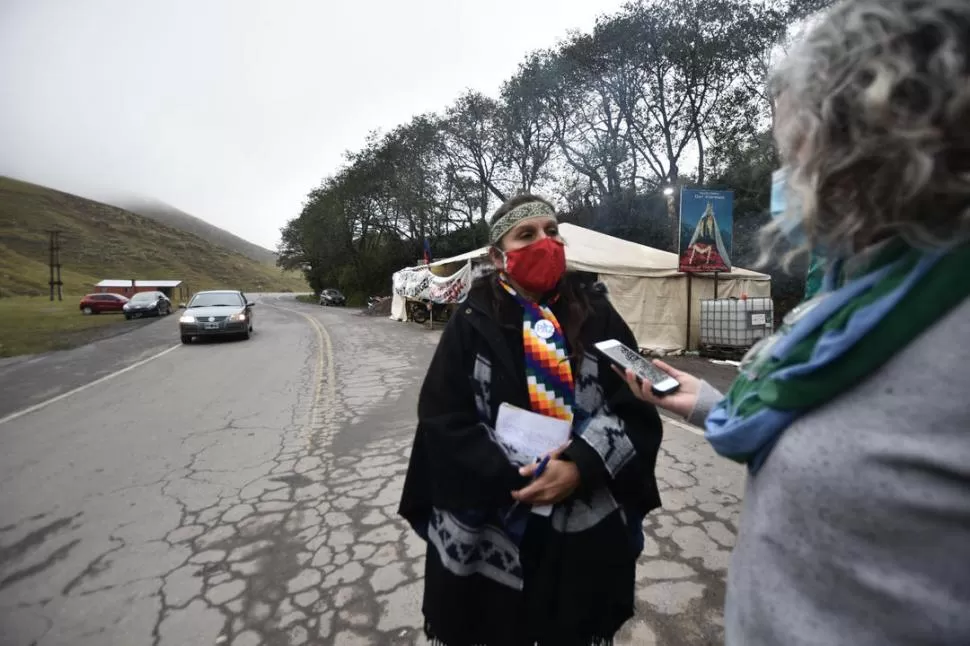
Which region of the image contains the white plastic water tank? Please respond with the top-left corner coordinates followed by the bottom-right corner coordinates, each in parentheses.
top-left (700, 297), bottom-right (774, 348)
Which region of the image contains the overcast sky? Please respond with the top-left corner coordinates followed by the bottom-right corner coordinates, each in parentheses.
top-left (0, 0), bottom-right (627, 250)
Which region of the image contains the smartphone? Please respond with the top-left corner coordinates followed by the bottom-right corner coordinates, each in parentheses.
top-left (594, 339), bottom-right (681, 397)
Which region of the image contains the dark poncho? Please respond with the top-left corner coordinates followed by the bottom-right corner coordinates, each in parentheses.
top-left (399, 276), bottom-right (664, 645)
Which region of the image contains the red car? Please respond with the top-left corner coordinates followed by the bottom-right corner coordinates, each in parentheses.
top-left (79, 293), bottom-right (129, 315)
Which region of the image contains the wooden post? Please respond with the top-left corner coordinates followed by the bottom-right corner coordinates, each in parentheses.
top-left (685, 273), bottom-right (693, 351)
top-left (47, 230), bottom-right (63, 301)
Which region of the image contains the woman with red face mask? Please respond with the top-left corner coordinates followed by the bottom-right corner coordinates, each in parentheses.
top-left (399, 194), bottom-right (665, 646)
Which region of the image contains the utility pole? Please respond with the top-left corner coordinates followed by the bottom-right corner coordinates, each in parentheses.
top-left (47, 230), bottom-right (63, 301)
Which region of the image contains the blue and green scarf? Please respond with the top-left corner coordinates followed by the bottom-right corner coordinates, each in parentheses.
top-left (706, 240), bottom-right (970, 473)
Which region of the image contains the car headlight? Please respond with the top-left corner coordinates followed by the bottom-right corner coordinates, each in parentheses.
top-left (229, 312), bottom-right (247, 322)
top-left (179, 315), bottom-right (196, 323)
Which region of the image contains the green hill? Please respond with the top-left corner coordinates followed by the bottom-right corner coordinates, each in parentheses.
top-left (0, 177), bottom-right (306, 298)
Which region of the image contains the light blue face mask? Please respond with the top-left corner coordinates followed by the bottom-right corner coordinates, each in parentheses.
top-left (770, 167), bottom-right (806, 247)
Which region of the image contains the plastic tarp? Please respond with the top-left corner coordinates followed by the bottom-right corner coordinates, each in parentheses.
top-left (602, 273), bottom-right (771, 352)
top-left (391, 261), bottom-right (492, 305)
top-left (390, 294), bottom-right (408, 322)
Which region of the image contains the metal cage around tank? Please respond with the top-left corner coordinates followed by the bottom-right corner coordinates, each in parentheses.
top-left (699, 297), bottom-right (775, 359)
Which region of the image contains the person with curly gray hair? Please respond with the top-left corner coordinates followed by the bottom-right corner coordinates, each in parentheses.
top-left (622, 0), bottom-right (970, 644)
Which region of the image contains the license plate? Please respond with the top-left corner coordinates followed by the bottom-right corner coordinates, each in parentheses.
top-left (204, 323), bottom-right (220, 330)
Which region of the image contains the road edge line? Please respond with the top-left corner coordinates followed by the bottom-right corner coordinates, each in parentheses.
top-left (0, 344), bottom-right (181, 427)
top-left (661, 412), bottom-right (705, 437)
top-left (264, 298), bottom-right (336, 442)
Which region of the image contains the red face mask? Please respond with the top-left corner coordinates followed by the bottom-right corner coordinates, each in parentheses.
top-left (503, 236), bottom-right (566, 294)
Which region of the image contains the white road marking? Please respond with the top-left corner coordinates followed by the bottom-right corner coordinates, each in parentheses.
top-left (661, 412), bottom-right (706, 437)
top-left (263, 296), bottom-right (337, 444)
top-left (0, 344), bottom-right (181, 427)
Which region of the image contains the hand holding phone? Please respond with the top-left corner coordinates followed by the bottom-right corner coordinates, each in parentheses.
top-left (594, 339), bottom-right (681, 397)
top-left (613, 354), bottom-right (702, 419)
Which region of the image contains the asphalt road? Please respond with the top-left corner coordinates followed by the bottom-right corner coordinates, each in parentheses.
top-left (0, 295), bottom-right (744, 646)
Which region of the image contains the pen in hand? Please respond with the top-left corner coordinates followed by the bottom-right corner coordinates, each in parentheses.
top-left (504, 454), bottom-right (551, 521)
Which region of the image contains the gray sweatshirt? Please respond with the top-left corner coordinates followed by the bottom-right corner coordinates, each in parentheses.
top-left (687, 297), bottom-right (970, 646)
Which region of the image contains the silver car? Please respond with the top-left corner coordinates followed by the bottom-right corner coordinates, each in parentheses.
top-left (178, 290), bottom-right (255, 344)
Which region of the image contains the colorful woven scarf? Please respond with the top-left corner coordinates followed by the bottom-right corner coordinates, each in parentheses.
top-left (706, 240), bottom-right (970, 474)
top-left (498, 276), bottom-right (575, 422)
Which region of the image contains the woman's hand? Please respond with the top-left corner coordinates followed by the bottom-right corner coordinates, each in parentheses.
top-left (615, 359), bottom-right (700, 419)
top-left (511, 443), bottom-right (579, 505)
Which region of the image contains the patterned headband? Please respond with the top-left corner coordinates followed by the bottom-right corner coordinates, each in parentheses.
top-left (489, 201), bottom-right (558, 245)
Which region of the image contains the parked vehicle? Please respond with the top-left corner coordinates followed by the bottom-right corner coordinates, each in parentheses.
top-left (179, 290), bottom-right (255, 344)
top-left (123, 291), bottom-right (172, 319)
top-left (79, 293), bottom-right (128, 315)
top-left (319, 288), bottom-right (346, 306)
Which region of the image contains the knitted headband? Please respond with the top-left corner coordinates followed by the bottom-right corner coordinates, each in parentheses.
top-left (489, 201), bottom-right (557, 245)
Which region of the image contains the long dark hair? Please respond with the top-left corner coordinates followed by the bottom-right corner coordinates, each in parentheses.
top-left (486, 193), bottom-right (593, 367)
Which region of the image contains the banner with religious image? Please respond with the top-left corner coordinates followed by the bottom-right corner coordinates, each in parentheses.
top-left (678, 188), bottom-right (734, 273)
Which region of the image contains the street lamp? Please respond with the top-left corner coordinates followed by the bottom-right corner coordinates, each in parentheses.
top-left (663, 186), bottom-right (674, 197)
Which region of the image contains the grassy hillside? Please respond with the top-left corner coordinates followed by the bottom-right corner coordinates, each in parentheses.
top-left (114, 196), bottom-right (278, 265)
top-left (0, 177), bottom-right (306, 298)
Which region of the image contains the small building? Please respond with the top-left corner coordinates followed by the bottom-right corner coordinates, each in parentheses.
top-left (96, 279), bottom-right (188, 302)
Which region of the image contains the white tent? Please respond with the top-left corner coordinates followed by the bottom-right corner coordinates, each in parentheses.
top-left (392, 223), bottom-right (771, 352)
top-left (556, 224), bottom-right (771, 352)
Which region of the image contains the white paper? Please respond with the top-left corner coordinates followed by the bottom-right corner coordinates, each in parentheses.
top-left (495, 403), bottom-right (571, 517)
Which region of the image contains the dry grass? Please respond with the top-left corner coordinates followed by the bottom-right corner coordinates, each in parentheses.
top-left (0, 295), bottom-right (131, 357)
top-left (0, 176), bottom-right (307, 298)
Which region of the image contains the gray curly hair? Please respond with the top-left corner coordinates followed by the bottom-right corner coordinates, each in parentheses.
top-left (766, 0), bottom-right (970, 260)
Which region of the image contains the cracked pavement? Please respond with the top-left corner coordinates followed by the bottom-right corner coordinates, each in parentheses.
top-left (0, 295), bottom-right (744, 645)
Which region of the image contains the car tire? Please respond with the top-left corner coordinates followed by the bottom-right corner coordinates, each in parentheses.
top-left (125, 314), bottom-right (132, 320)
top-left (241, 328), bottom-right (251, 340)
top-left (82, 306), bottom-right (93, 315)
top-left (181, 335), bottom-right (192, 344)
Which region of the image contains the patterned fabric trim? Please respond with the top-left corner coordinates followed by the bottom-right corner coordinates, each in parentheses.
top-left (573, 351), bottom-right (636, 477)
top-left (574, 351), bottom-right (605, 413)
top-left (575, 413), bottom-right (636, 477)
top-left (551, 486), bottom-right (620, 534)
top-left (472, 354), bottom-right (493, 423)
top-left (489, 201), bottom-right (557, 244)
top-left (432, 347), bottom-right (639, 589)
top-left (428, 508), bottom-right (524, 591)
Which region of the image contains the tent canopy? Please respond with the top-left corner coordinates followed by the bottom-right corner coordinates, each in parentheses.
top-left (409, 223), bottom-right (772, 352)
top-left (558, 223), bottom-right (768, 279)
top-left (425, 223), bottom-right (769, 281)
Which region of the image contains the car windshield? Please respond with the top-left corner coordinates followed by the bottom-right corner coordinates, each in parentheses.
top-left (188, 292), bottom-right (244, 308)
top-left (130, 293), bottom-right (157, 302)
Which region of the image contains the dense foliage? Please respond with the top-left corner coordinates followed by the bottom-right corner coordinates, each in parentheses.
top-left (279, 0), bottom-right (833, 305)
